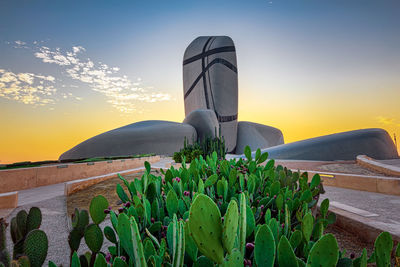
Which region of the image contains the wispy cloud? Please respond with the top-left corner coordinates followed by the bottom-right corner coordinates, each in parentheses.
top-left (1, 41), bottom-right (171, 113)
top-left (33, 44), bottom-right (170, 113)
top-left (375, 116), bottom-right (400, 127)
top-left (0, 69), bottom-right (57, 105)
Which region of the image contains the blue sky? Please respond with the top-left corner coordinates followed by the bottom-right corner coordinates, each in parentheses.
top-left (1, 0), bottom-right (400, 162)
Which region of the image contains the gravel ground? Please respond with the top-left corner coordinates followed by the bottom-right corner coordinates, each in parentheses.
top-left (5, 195), bottom-right (70, 266)
top-left (66, 170), bottom-right (161, 216)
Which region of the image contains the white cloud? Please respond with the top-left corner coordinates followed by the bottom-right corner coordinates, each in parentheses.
top-left (376, 116), bottom-right (400, 127)
top-left (32, 44), bottom-right (171, 113)
top-left (0, 69), bottom-right (57, 105)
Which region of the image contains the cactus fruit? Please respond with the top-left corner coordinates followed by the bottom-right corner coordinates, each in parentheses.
top-left (306, 234), bottom-right (339, 267)
top-left (278, 236), bottom-right (298, 267)
top-left (188, 194), bottom-right (224, 264)
top-left (222, 200), bottom-right (239, 254)
top-left (166, 190), bottom-right (179, 217)
top-left (302, 212), bottom-right (313, 242)
top-left (23, 230), bottom-right (48, 267)
top-left (254, 224), bottom-right (275, 267)
top-left (84, 224), bottom-right (104, 253)
top-left (26, 207), bottom-right (42, 233)
top-left (374, 231), bottom-right (393, 267)
top-left (89, 195), bottom-right (109, 225)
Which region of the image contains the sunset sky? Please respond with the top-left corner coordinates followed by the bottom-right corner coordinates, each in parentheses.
top-left (1, 0), bottom-right (399, 163)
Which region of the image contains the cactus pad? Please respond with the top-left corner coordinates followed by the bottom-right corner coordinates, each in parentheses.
top-left (23, 229), bottom-right (48, 267)
top-left (374, 231), bottom-right (393, 267)
top-left (278, 236), bottom-right (298, 267)
top-left (84, 224), bottom-right (103, 253)
top-left (188, 194), bottom-right (224, 264)
top-left (306, 234), bottom-right (339, 267)
top-left (89, 195), bottom-right (109, 225)
top-left (26, 207), bottom-right (42, 233)
top-left (222, 200), bottom-right (239, 254)
top-left (254, 224), bottom-right (275, 267)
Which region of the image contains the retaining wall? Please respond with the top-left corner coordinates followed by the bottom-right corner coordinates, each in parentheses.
top-left (0, 156), bottom-right (160, 193)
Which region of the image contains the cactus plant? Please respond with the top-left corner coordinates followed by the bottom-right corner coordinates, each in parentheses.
top-left (374, 231), bottom-right (393, 267)
top-left (89, 195), bottom-right (109, 225)
top-left (0, 218), bottom-right (10, 267)
top-left (188, 194), bottom-right (224, 264)
top-left (222, 200), bottom-right (239, 254)
top-left (26, 207), bottom-right (42, 233)
top-left (254, 224), bottom-right (275, 267)
top-left (23, 230), bottom-right (48, 267)
top-left (84, 224), bottom-right (104, 254)
top-left (278, 236), bottom-right (298, 267)
top-left (306, 234), bottom-right (339, 267)
top-left (239, 193), bottom-right (247, 256)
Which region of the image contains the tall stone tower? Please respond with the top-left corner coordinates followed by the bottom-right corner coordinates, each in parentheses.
top-left (183, 36), bottom-right (238, 152)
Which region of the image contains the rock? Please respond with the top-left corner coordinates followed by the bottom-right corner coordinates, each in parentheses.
top-left (183, 36), bottom-right (238, 152)
top-left (235, 121), bottom-right (284, 154)
top-left (183, 109), bottom-right (219, 142)
top-left (59, 120), bottom-right (197, 160)
top-left (255, 128), bottom-right (399, 161)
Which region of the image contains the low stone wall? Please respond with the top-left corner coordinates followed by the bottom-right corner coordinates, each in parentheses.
top-left (0, 156), bottom-right (160, 193)
top-left (0, 192), bottom-right (18, 209)
top-left (64, 167), bottom-right (145, 196)
top-left (302, 170), bottom-right (400, 196)
top-left (357, 155), bottom-right (400, 177)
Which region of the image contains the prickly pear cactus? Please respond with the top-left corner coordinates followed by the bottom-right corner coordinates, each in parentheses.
top-left (374, 231), bottom-right (393, 267)
top-left (222, 200), bottom-right (239, 254)
top-left (222, 248), bottom-right (243, 267)
top-left (302, 212), bottom-right (314, 243)
top-left (0, 218), bottom-right (10, 267)
top-left (23, 229), bottom-right (48, 267)
top-left (188, 194), bottom-right (224, 264)
top-left (84, 224), bottom-right (103, 253)
top-left (306, 234), bottom-right (339, 267)
top-left (166, 190), bottom-right (179, 217)
top-left (89, 195), bottom-right (109, 225)
top-left (26, 207), bottom-right (42, 233)
top-left (254, 224), bottom-right (275, 267)
top-left (239, 193), bottom-right (247, 256)
top-left (278, 236), bottom-right (298, 267)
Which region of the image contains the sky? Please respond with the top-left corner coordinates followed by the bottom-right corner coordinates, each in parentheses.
top-left (0, 0), bottom-right (399, 163)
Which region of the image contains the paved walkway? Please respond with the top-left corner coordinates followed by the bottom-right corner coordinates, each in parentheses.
top-left (319, 186), bottom-right (400, 240)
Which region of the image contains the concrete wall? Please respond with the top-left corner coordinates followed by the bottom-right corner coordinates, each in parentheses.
top-left (0, 156), bottom-right (159, 193)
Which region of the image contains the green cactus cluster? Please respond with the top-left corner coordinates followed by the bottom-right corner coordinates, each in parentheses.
top-left (1, 147), bottom-right (399, 267)
top-left (0, 207), bottom-right (48, 267)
